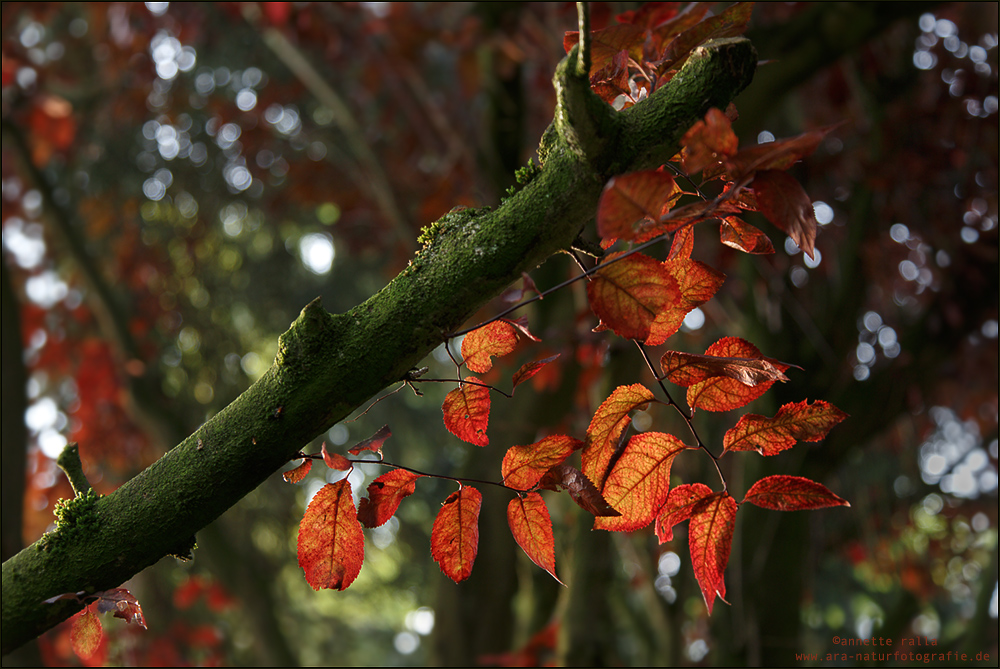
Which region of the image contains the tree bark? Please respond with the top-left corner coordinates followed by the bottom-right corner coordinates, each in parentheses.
top-left (1, 37), bottom-right (756, 655)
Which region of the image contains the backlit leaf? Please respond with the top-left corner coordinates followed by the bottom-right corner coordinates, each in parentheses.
top-left (720, 217), bottom-right (774, 254)
top-left (583, 384), bottom-right (655, 488)
top-left (724, 126), bottom-right (834, 179)
top-left (563, 24), bottom-right (645, 72)
top-left (538, 464), bottom-right (620, 517)
top-left (357, 468), bottom-right (422, 528)
top-left (681, 107), bottom-right (739, 175)
top-left (71, 608), bottom-right (103, 661)
top-left (462, 320), bottom-right (519, 373)
top-left (749, 170), bottom-right (818, 259)
top-left (655, 258), bottom-right (726, 338)
top-left (743, 475), bottom-right (850, 511)
top-left (512, 354), bottom-right (560, 391)
top-left (507, 492), bottom-right (563, 584)
top-left (594, 432), bottom-right (689, 532)
top-left (94, 588), bottom-right (146, 628)
top-left (502, 435), bottom-right (582, 491)
top-left (322, 442), bottom-right (353, 471)
top-left (586, 252), bottom-right (681, 345)
top-left (347, 424), bottom-right (391, 455)
top-left (431, 486), bottom-right (482, 583)
top-left (297, 480), bottom-right (365, 591)
top-left (724, 400), bottom-right (848, 455)
top-left (442, 377), bottom-right (490, 446)
top-left (655, 484), bottom-right (737, 614)
top-left (283, 459), bottom-right (312, 484)
top-left (660, 338), bottom-right (790, 412)
top-left (596, 170), bottom-right (680, 244)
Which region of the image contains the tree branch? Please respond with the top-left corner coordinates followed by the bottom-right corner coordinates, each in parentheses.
top-left (1, 37), bottom-right (756, 654)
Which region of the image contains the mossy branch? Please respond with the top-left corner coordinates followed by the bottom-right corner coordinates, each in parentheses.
top-left (1, 37), bottom-right (756, 655)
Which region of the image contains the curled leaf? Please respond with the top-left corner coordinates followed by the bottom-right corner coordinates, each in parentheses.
top-left (94, 588), bottom-right (146, 628)
top-left (322, 442), bottom-right (353, 471)
top-left (431, 486), bottom-right (482, 583)
top-left (749, 170), bottom-right (818, 259)
top-left (357, 468), bottom-right (422, 528)
top-left (282, 459), bottom-right (312, 484)
top-left (539, 464), bottom-right (620, 517)
top-left (720, 217), bottom-right (774, 254)
top-left (347, 425), bottom-right (391, 456)
top-left (512, 354), bottom-right (560, 392)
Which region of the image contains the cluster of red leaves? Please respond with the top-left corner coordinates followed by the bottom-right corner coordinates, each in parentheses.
top-left (290, 3), bottom-right (849, 616)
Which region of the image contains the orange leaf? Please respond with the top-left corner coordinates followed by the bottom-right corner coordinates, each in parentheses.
top-left (724, 400), bottom-right (848, 455)
top-left (462, 320), bottom-right (519, 374)
top-left (442, 377), bottom-right (490, 446)
top-left (660, 337), bottom-right (791, 412)
top-left (655, 258), bottom-right (726, 338)
top-left (586, 252), bottom-right (680, 345)
top-left (322, 442), bottom-right (353, 471)
top-left (71, 608), bottom-right (103, 661)
top-left (681, 107), bottom-right (739, 175)
top-left (357, 468), bottom-right (422, 528)
top-left (512, 354), bottom-right (560, 391)
top-left (282, 459), bottom-right (312, 484)
top-left (668, 225), bottom-right (695, 260)
top-left (743, 475), bottom-right (850, 511)
top-left (720, 217), bottom-right (775, 254)
top-left (596, 170), bottom-right (681, 245)
top-left (431, 486), bottom-right (482, 583)
top-left (583, 384), bottom-right (655, 488)
top-left (347, 425), bottom-right (391, 455)
top-left (502, 435), bottom-right (582, 491)
top-left (594, 432), bottom-right (689, 532)
top-left (748, 170), bottom-right (818, 259)
top-left (538, 463), bottom-right (620, 517)
top-left (297, 480), bottom-right (365, 591)
top-left (655, 484), bottom-right (737, 614)
top-left (507, 492), bottom-right (563, 584)
top-left (724, 125), bottom-right (835, 179)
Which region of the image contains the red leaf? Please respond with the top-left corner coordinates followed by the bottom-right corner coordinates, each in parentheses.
top-left (596, 170), bottom-right (681, 244)
top-left (538, 464), bottom-right (620, 517)
top-left (431, 486), bottom-right (482, 583)
top-left (657, 2), bottom-right (754, 73)
top-left (594, 432), bottom-right (689, 532)
top-left (357, 468), bottom-right (422, 528)
top-left (743, 475), bottom-right (850, 511)
top-left (681, 108), bottom-right (739, 175)
top-left (563, 24), bottom-right (645, 72)
top-left (442, 377), bottom-right (490, 446)
top-left (724, 400), bottom-right (848, 455)
top-left (655, 484), bottom-right (737, 614)
top-left (282, 459), bottom-right (312, 484)
top-left (507, 492), bottom-right (563, 584)
top-left (724, 125), bottom-right (835, 179)
top-left (720, 217), bottom-right (775, 254)
top-left (297, 480), bottom-right (365, 591)
top-left (749, 170), bottom-right (818, 259)
top-left (94, 588), bottom-right (146, 628)
top-left (462, 320), bottom-right (519, 373)
top-left (512, 354), bottom-right (560, 391)
top-left (587, 253), bottom-right (681, 345)
top-left (347, 425), bottom-right (391, 455)
top-left (655, 258), bottom-right (726, 338)
top-left (502, 435), bottom-right (582, 491)
top-left (322, 443), bottom-right (353, 471)
top-left (71, 608), bottom-right (103, 661)
top-left (660, 338), bottom-right (791, 412)
top-left (583, 384), bottom-right (655, 488)
top-left (668, 225), bottom-right (695, 260)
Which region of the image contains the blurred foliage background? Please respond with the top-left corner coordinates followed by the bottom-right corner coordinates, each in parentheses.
top-left (1, 2), bottom-right (997, 666)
